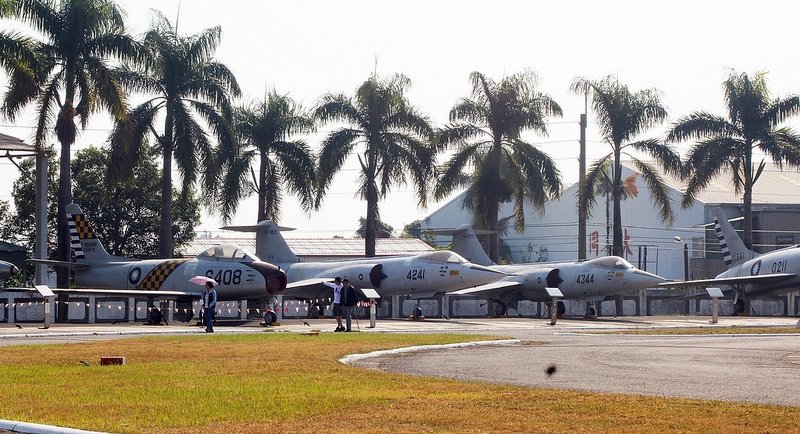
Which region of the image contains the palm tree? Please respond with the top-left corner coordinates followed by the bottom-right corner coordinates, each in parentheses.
top-left (435, 70), bottom-right (563, 262)
top-left (571, 75), bottom-right (682, 257)
top-left (219, 90), bottom-right (317, 223)
top-left (315, 74), bottom-right (435, 257)
top-left (1, 0), bottom-right (138, 290)
top-left (667, 71), bottom-right (800, 250)
top-left (111, 12), bottom-right (240, 258)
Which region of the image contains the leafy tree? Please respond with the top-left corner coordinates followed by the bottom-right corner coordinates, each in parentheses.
top-left (571, 75), bottom-right (681, 257)
top-left (315, 74), bottom-right (435, 257)
top-left (0, 0), bottom-right (139, 289)
top-left (6, 146), bottom-right (200, 259)
top-left (219, 90), bottom-right (316, 223)
top-left (111, 12), bottom-right (239, 257)
top-left (435, 70), bottom-right (562, 262)
top-left (355, 217), bottom-right (393, 238)
top-left (667, 71), bottom-right (800, 249)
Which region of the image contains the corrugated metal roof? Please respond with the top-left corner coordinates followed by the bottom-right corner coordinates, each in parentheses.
top-left (183, 237), bottom-right (434, 259)
top-left (654, 162), bottom-right (800, 205)
top-left (0, 133), bottom-right (34, 152)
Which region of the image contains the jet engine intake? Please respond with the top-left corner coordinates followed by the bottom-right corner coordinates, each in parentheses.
top-left (369, 264), bottom-right (388, 288)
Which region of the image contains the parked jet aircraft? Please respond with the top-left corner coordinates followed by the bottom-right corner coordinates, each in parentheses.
top-left (434, 225), bottom-right (666, 316)
top-left (0, 259), bottom-right (19, 278)
top-left (28, 204), bottom-right (288, 320)
top-left (659, 207), bottom-right (800, 314)
top-left (221, 221), bottom-right (507, 314)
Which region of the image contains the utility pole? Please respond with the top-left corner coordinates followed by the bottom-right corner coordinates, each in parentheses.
top-left (578, 93), bottom-right (587, 260)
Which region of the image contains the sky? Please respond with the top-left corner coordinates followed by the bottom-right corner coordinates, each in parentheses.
top-left (2, 0), bottom-right (800, 239)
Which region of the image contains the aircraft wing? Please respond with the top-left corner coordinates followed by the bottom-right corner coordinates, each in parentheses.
top-left (658, 273), bottom-right (796, 289)
top-left (448, 277), bottom-right (524, 296)
top-left (4, 287), bottom-right (196, 300)
top-left (27, 259), bottom-right (90, 270)
top-left (284, 278), bottom-right (333, 301)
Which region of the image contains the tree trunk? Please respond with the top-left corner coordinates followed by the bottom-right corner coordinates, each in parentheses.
top-left (612, 147), bottom-right (623, 257)
top-left (54, 97), bottom-right (77, 322)
top-left (487, 199), bottom-right (500, 263)
top-left (158, 111), bottom-right (174, 258)
top-left (257, 148), bottom-right (267, 222)
top-left (486, 143), bottom-right (502, 263)
top-left (365, 180), bottom-right (378, 257)
top-left (55, 129), bottom-right (72, 321)
top-left (742, 147), bottom-right (754, 250)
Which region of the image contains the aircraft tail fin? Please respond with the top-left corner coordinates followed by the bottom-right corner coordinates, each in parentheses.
top-left (427, 224), bottom-right (494, 266)
top-left (65, 203), bottom-right (113, 262)
top-left (221, 221), bottom-right (298, 263)
top-left (711, 207), bottom-right (756, 268)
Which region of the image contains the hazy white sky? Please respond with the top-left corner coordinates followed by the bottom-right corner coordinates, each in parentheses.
top-left (2, 0), bottom-right (799, 238)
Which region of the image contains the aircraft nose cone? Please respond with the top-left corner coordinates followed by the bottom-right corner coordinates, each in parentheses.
top-left (630, 269), bottom-right (666, 288)
top-left (252, 261), bottom-right (287, 295)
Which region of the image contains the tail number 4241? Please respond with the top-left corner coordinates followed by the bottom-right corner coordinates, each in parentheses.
top-left (407, 269), bottom-right (425, 280)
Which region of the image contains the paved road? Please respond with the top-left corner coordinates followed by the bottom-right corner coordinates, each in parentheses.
top-left (2, 316), bottom-right (799, 406)
top-left (355, 327), bottom-right (800, 406)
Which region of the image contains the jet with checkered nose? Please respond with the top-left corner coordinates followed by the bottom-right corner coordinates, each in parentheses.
top-left (30, 204), bottom-right (288, 309)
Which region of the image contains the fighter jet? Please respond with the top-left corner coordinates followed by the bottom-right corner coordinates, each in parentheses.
top-left (27, 204), bottom-right (288, 319)
top-left (221, 221), bottom-right (507, 313)
top-left (434, 225), bottom-right (666, 316)
top-left (0, 260), bottom-right (20, 279)
top-left (659, 207), bottom-right (800, 314)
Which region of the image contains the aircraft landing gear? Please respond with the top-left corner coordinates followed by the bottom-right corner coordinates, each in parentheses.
top-left (492, 301), bottom-right (508, 318)
top-left (734, 299), bottom-right (746, 315)
top-left (411, 306), bottom-right (423, 320)
top-left (307, 302), bottom-right (321, 319)
top-left (584, 302), bottom-right (597, 318)
top-left (262, 309), bottom-right (278, 326)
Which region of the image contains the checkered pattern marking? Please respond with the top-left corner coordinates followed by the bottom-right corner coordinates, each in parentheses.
top-left (137, 259), bottom-right (189, 291)
top-left (67, 212), bottom-right (96, 260)
top-left (714, 218), bottom-right (732, 266)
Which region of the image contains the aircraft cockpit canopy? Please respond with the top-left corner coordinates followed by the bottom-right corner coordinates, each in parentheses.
top-left (418, 250), bottom-right (467, 264)
top-left (588, 256), bottom-right (634, 270)
top-left (198, 244), bottom-right (259, 262)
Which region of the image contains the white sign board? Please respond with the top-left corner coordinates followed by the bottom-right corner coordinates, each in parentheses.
top-left (706, 287), bottom-right (724, 298)
top-left (545, 287), bottom-right (564, 298)
top-left (33, 285), bottom-right (55, 297)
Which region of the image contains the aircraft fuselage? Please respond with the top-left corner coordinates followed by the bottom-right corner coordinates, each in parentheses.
top-left (718, 245), bottom-right (800, 295)
top-left (76, 258), bottom-right (285, 301)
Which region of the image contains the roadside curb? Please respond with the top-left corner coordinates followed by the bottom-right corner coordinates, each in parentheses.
top-left (0, 419), bottom-right (106, 434)
top-left (339, 339), bottom-right (521, 365)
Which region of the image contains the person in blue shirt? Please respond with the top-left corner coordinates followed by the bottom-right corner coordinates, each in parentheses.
top-left (202, 281), bottom-right (217, 333)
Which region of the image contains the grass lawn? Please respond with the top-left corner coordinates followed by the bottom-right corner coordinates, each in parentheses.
top-left (0, 332), bottom-right (798, 433)
top-left (585, 326), bottom-right (800, 335)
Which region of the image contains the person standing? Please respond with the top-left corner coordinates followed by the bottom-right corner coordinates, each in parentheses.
top-left (322, 277), bottom-right (344, 332)
top-left (202, 281), bottom-right (217, 333)
top-left (341, 278), bottom-right (359, 332)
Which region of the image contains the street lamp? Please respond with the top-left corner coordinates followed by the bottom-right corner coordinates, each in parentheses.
top-left (673, 236), bottom-right (689, 281)
top-left (674, 236), bottom-right (690, 314)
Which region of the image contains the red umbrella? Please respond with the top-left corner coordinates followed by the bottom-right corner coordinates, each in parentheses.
top-left (189, 276), bottom-right (217, 286)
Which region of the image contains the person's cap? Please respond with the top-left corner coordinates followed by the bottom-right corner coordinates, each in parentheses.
top-left (342, 278), bottom-right (349, 283)
top-left (334, 277), bottom-right (341, 282)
